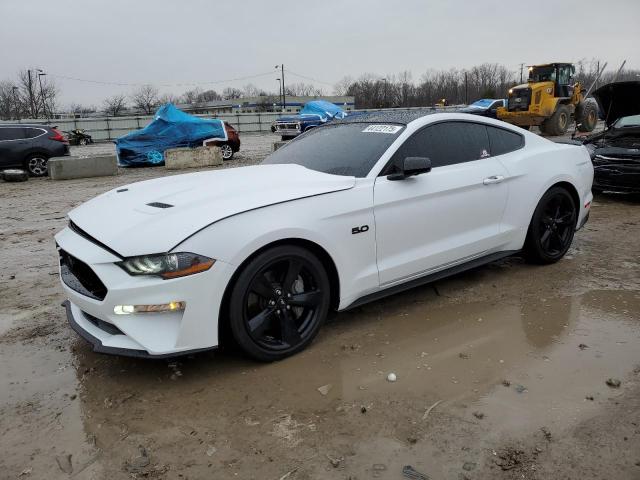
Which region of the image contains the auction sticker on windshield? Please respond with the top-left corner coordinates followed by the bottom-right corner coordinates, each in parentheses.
top-left (362, 125), bottom-right (403, 134)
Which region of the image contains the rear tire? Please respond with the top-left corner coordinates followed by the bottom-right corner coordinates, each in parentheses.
top-left (220, 143), bottom-right (234, 160)
top-left (24, 155), bottom-right (49, 177)
top-left (524, 187), bottom-right (577, 264)
top-left (228, 245), bottom-right (331, 361)
top-left (576, 101), bottom-right (597, 132)
top-left (541, 104), bottom-right (570, 136)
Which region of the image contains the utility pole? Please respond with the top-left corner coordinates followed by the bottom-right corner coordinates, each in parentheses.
top-left (37, 69), bottom-right (49, 119)
top-left (275, 65), bottom-right (286, 112)
top-left (27, 69), bottom-right (35, 118)
top-left (281, 64), bottom-right (286, 112)
top-left (464, 71), bottom-right (468, 105)
top-left (276, 78), bottom-right (282, 112)
top-left (595, 60), bottom-right (600, 91)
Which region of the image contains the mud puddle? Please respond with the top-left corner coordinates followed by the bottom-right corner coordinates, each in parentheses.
top-left (2, 287), bottom-right (638, 479)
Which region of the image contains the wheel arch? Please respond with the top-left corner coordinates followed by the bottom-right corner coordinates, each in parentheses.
top-left (22, 148), bottom-right (51, 164)
top-left (528, 180), bottom-right (581, 228)
top-left (549, 180), bottom-right (580, 211)
top-left (218, 237), bottom-right (341, 343)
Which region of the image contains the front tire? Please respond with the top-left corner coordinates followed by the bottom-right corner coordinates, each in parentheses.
top-left (541, 104), bottom-right (570, 136)
top-left (524, 187), bottom-right (577, 264)
top-left (228, 245), bottom-right (330, 361)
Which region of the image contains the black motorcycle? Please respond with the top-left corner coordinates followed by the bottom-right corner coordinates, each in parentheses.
top-left (65, 129), bottom-right (93, 146)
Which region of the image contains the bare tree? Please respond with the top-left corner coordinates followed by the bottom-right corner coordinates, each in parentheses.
top-left (222, 87), bottom-right (243, 99)
top-left (181, 87), bottom-right (221, 104)
top-left (181, 87), bottom-right (203, 104)
top-left (158, 93), bottom-right (180, 105)
top-left (333, 76), bottom-right (353, 96)
top-left (198, 89), bottom-right (221, 102)
top-left (67, 103), bottom-right (97, 117)
top-left (102, 94), bottom-right (127, 116)
top-left (285, 82), bottom-right (323, 97)
top-left (130, 84), bottom-right (159, 114)
top-left (242, 83), bottom-right (266, 97)
top-left (15, 69), bottom-right (58, 119)
top-left (0, 80), bottom-right (19, 120)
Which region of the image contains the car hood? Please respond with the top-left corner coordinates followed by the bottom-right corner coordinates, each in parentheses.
top-left (68, 164), bottom-right (355, 257)
top-left (592, 81), bottom-right (640, 127)
top-left (277, 114), bottom-right (323, 123)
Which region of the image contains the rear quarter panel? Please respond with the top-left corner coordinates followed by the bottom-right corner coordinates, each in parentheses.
top-left (497, 134), bottom-right (593, 250)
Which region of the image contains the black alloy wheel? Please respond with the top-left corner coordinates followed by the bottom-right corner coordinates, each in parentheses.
top-left (229, 245), bottom-right (330, 361)
top-left (524, 187), bottom-right (577, 264)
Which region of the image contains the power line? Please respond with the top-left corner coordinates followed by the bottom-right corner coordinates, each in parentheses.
top-left (286, 70), bottom-right (335, 87)
top-left (45, 71), bottom-right (277, 88)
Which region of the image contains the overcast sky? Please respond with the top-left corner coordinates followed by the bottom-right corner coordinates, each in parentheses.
top-left (1, 0), bottom-right (638, 107)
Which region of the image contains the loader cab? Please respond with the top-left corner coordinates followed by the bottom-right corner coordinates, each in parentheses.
top-left (528, 63), bottom-right (575, 98)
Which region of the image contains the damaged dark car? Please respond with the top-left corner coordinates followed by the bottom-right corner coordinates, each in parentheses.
top-left (582, 81), bottom-right (640, 193)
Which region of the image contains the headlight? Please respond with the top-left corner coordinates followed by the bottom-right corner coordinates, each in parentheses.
top-left (117, 252), bottom-right (215, 279)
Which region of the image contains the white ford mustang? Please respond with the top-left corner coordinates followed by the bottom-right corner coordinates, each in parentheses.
top-left (56, 111), bottom-right (593, 361)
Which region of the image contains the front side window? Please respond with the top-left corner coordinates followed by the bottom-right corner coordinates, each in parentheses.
top-left (390, 121), bottom-right (490, 169)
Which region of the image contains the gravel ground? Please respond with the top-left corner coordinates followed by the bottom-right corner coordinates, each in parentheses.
top-left (1, 129), bottom-right (639, 480)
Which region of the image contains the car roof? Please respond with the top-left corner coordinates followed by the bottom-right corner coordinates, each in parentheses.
top-left (335, 109), bottom-right (440, 125)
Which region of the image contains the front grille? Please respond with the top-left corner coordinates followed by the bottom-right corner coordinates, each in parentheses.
top-left (508, 88), bottom-right (532, 111)
top-left (276, 123), bottom-right (299, 131)
top-left (59, 249), bottom-right (108, 300)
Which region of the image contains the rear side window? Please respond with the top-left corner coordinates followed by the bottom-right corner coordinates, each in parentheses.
top-left (392, 121), bottom-right (490, 169)
top-left (487, 126), bottom-right (524, 156)
top-left (23, 127), bottom-right (45, 139)
top-left (0, 127), bottom-right (26, 141)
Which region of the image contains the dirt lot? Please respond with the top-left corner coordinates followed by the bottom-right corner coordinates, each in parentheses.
top-left (1, 133), bottom-right (639, 480)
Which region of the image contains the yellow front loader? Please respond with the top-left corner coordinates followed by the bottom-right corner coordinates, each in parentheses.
top-left (497, 63), bottom-right (597, 135)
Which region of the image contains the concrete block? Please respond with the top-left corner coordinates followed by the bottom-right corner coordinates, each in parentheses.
top-left (49, 155), bottom-right (118, 180)
top-left (165, 146), bottom-right (222, 170)
top-left (272, 141), bottom-right (289, 152)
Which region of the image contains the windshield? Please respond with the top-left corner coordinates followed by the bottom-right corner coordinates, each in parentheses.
top-left (613, 114), bottom-right (640, 128)
top-left (528, 66), bottom-right (556, 82)
top-left (263, 123), bottom-right (404, 177)
top-left (470, 99), bottom-right (493, 108)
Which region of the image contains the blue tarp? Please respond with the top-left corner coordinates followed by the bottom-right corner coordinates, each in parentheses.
top-left (299, 100), bottom-right (347, 121)
top-left (115, 104), bottom-right (227, 166)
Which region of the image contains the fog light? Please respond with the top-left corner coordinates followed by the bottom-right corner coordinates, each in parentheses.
top-left (114, 301), bottom-right (186, 315)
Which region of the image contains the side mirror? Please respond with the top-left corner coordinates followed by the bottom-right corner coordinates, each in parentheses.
top-left (387, 157), bottom-right (432, 181)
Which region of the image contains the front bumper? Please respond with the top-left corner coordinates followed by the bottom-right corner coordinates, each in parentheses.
top-left (63, 300), bottom-right (214, 358)
top-left (275, 124), bottom-right (301, 137)
top-left (55, 226), bottom-right (236, 358)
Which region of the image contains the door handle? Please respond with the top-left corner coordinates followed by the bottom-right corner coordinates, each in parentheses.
top-left (483, 175), bottom-right (504, 185)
